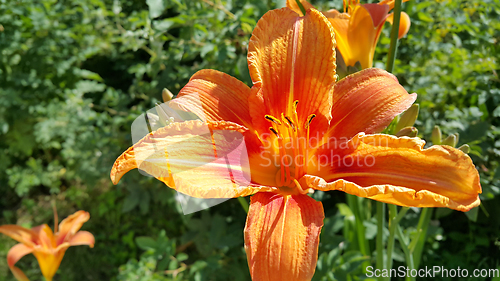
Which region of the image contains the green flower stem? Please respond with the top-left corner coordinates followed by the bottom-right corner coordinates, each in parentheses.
top-left (347, 195), bottom-right (371, 271)
top-left (238, 197), bottom-right (249, 213)
top-left (395, 224), bottom-right (415, 281)
top-left (385, 205), bottom-right (409, 281)
top-left (410, 208), bottom-right (433, 269)
top-left (295, 0), bottom-right (306, 16)
top-left (376, 202), bottom-right (385, 279)
top-left (386, 0), bottom-right (403, 73)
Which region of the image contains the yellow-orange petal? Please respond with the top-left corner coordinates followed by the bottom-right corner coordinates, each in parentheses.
top-left (110, 120), bottom-right (276, 198)
top-left (169, 69), bottom-right (254, 129)
top-left (304, 133), bottom-right (481, 212)
top-left (386, 11), bottom-right (411, 39)
top-left (9, 265), bottom-right (30, 281)
top-left (7, 244), bottom-right (33, 267)
top-left (286, 0), bottom-right (315, 16)
top-left (33, 248), bottom-right (68, 281)
top-left (0, 225), bottom-right (37, 247)
top-left (326, 13), bottom-right (353, 65)
top-left (248, 8), bottom-right (336, 135)
top-left (346, 4), bottom-right (389, 69)
top-left (244, 192), bottom-right (324, 281)
top-left (378, 0), bottom-right (411, 11)
top-left (326, 68), bottom-right (416, 140)
top-left (68, 231), bottom-right (95, 247)
top-left (56, 211), bottom-right (90, 245)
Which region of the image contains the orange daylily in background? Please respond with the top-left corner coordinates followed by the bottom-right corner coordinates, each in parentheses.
top-left (110, 7), bottom-right (480, 281)
top-left (288, 0), bottom-right (411, 69)
top-left (0, 211), bottom-right (95, 281)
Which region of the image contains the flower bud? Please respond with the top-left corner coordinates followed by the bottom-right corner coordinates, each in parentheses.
top-left (395, 104), bottom-right (419, 133)
top-left (441, 134), bottom-right (457, 147)
top-left (431, 126), bottom-right (442, 145)
top-left (395, 127), bottom-right (418, 137)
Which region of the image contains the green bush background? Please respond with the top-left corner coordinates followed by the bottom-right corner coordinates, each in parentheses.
top-left (0, 0), bottom-right (499, 280)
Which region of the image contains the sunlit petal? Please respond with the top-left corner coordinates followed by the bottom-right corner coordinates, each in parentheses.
top-left (111, 120), bottom-right (276, 198)
top-left (170, 69), bottom-right (254, 129)
top-left (304, 133), bottom-right (481, 211)
top-left (326, 68), bottom-right (416, 140)
top-left (248, 8), bottom-right (337, 135)
top-left (244, 192), bottom-right (324, 281)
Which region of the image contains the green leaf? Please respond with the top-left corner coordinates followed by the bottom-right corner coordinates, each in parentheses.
top-left (146, 0), bottom-right (165, 19)
top-left (135, 236), bottom-right (157, 250)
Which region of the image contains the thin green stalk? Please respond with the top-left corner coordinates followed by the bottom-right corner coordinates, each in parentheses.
top-left (385, 0), bottom-right (403, 73)
top-left (376, 202), bottom-right (385, 278)
top-left (237, 197), bottom-right (249, 213)
top-left (295, 0), bottom-right (306, 16)
top-left (395, 225), bottom-right (415, 281)
top-left (411, 208), bottom-right (433, 269)
top-left (385, 205), bottom-right (409, 281)
top-left (347, 195), bottom-right (370, 271)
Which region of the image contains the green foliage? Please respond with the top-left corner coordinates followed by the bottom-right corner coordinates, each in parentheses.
top-left (0, 0), bottom-right (499, 280)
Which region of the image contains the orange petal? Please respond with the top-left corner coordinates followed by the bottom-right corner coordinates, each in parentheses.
top-left (304, 133), bottom-right (481, 212)
top-left (326, 68), bottom-right (416, 140)
top-left (56, 211), bottom-right (90, 245)
top-left (169, 69), bottom-right (254, 129)
top-left (9, 265), bottom-right (30, 281)
top-left (248, 8), bottom-right (336, 136)
top-left (110, 120), bottom-right (276, 198)
top-left (7, 243), bottom-right (33, 267)
top-left (326, 13), bottom-right (354, 66)
top-left (286, 0), bottom-right (315, 16)
top-left (68, 231), bottom-right (95, 247)
top-left (0, 225), bottom-right (37, 247)
top-left (244, 192), bottom-right (324, 281)
top-left (386, 12), bottom-right (411, 39)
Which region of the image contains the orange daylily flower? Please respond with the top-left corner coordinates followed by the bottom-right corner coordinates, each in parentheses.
top-left (0, 211), bottom-right (95, 281)
top-left (288, 0), bottom-right (411, 69)
top-left (110, 7), bottom-right (480, 280)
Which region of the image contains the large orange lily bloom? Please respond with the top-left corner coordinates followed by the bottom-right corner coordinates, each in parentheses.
top-left (0, 211), bottom-right (95, 281)
top-left (288, 0), bottom-right (411, 69)
top-left (110, 8), bottom-right (480, 280)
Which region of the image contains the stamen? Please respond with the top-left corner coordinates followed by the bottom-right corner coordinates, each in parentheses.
top-left (293, 178), bottom-right (307, 194)
top-left (284, 115), bottom-right (296, 131)
top-left (305, 114), bottom-right (316, 129)
top-left (265, 115), bottom-right (282, 125)
top-left (269, 127), bottom-right (279, 137)
top-left (294, 100), bottom-right (299, 109)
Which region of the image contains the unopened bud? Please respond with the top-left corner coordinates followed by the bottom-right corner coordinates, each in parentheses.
top-left (162, 88), bottom-right (174, 102)
top-left (395, 104), bottom-right (419, 133)
top-left (395, 127), bottom-right (418, 137)
top-left (458, 144), bottom-right (470, 154)
top-left (442, 134), bottom-right (457, 147)
top-left (431, 126), bottom-right (442, 145)
top-left (454, 133), bottom-right (459, 145)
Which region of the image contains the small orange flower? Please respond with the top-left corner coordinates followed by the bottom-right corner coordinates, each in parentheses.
top-left (288, 0), bottom-right (411, 69)
top-left (0, 211), bottom-right (95, 281)
top-left (111, 7), bottom-right (480, 280)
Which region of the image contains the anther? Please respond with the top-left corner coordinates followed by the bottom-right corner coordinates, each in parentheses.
top-left (265, 115), bottom-right (282, 125)
top-left (284, 115), bottom-right (296, 130)
top-left (269, 127), bottom-right (280, 137)
top-left (294, 100), bottom-right (299, 109)
top-left (305, 114), bottom-right (316, 129)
